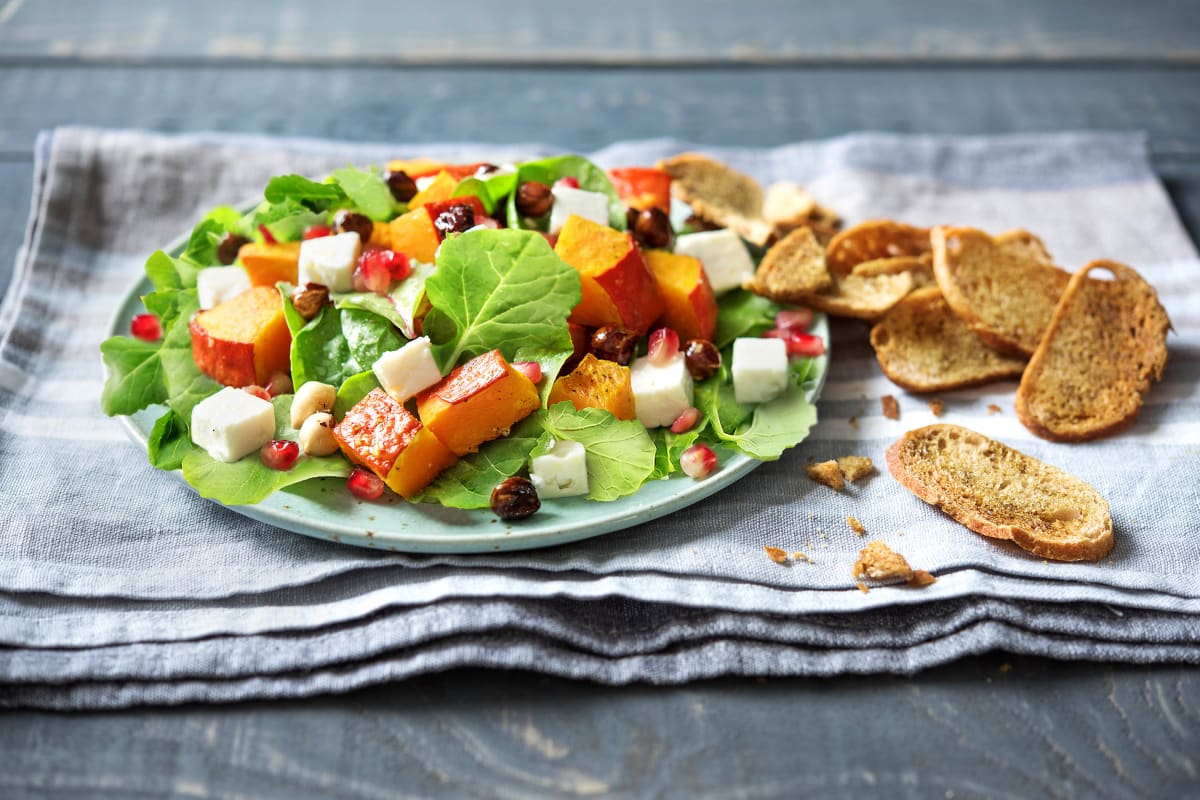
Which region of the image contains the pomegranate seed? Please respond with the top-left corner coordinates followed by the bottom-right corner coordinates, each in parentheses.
top-left (680, 443), bottom-right (718, 479)
top-left (265, 372), bottom-right (294, 397)
top-left (555, 176), bottom-right (581, 189)
top-left (670, 406), bottom-right (701, 434)
top-left (784, 331), bottom-right (825, 358)
top-left (303, 224), bottom-right (332, 240)
top-left (258, 223), bottom-right (277, 244)
top-left (513, 361), bottom-right (542, 384)
top-left (242, 385), bottom-right (271, 402)
top-left (130, 313), bottom-right (162, 342)
top-left (260, 439), bottom-right (300, 471)
top-left (347, 467), bottom-right (385, 501)
top-left (384, 250), bottom-right (412, 281)
top-left (353, 249), bottom-right (395, 294)
top-left (774, 308), bottom-right (813, 331)
top-left (647, 327), bottom-right (680, 366)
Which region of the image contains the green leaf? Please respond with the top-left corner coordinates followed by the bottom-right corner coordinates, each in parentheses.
top-left (714, 289), bottom-right (780, 349)
top-left (506, 155), bottom-right (625, 230)
top-left (422, 229), bottom-right (580, 373)
top-left (144, 250), bottom-right (199, 292)
top-left (160, 347), bottom-right (220, 419)
top-left (290, 304), bottom-right (359, 388)
top-left (334, 371), bottom-right (381, 419)
top-left (332, 167), bottom-right (396, 222)
top-left (264, 174), bottom-right (346, 207)
top-left (648, 426), bottom-right (703, 480)
top-left (541, 402), bottom-right (655, 501)
top-left (340, 308), bottom-right (405, 369)
top-left (416, 413), bottom-right (545, 508)
top-left (147, 409), bottom-right (193, 471)
top-left (99, 336), bottom-right (167, 416)
top-left (726, 386), bottom-right (818, 460)
top-left (452, 177), bottom-right (497, 215)
top-left (180, 218), bottom-right (223, 268)
top-left (250, 199), bottom-right (327, 243)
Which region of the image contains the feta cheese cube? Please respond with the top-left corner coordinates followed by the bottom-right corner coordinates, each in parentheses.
top-left (529, 439), bottom-right (589, 499)
top-left (548, 185), bottom-right (610, 233)
top-left (731, 337), bottom-right (789, 404)
top-left (297, 231), bottom-right (361, 293)
top-left (630, 354), bottom-right (694, 428)
top-left (372, 336), bottom-right (443, 402)
top-left (673, 229), bottom-right (756, 295)
top-left (196, 266), bottom-right (252, 310)
top-left (190, 386), bottom-right (277, 463)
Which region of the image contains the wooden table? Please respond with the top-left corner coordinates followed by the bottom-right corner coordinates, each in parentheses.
top-left (2, 2), bottom-right (1198, 796)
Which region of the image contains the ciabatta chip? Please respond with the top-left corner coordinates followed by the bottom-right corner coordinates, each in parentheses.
top-left (825, 220), bottom-right (931, 276)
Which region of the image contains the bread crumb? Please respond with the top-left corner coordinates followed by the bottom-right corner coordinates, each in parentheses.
top-left (928, 398), bottom-right (944, 417)
top-left (792, 551), bottom-right (813, 563)
top-left (987, 403), bottom-right (1002, 415)
top-left (856, 582), bottom-right (870, 594)
top-left (764, 545), bottom-right (791, 564)
top-left (837, 455), bottom-right (874, 482)
top-left (882, 395), bottom-right (900, 420)
top-left (847, 516), bottom-right (866, 535)
top-left (807, 460), bottom-right (844, 491)
top-left (849, 416), bottom-right (859, 429)
top-left (907, 569), bottom-right (937, 588)
top-left (852, 540), bottom-right (914, 582)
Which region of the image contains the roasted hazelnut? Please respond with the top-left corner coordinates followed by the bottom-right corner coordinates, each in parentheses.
top-left (335, 209), bottom-right (374, 242)
top-left (590, 325), bottom-right (638, 365)
top-left (291, 282), bottom-right (330, 321)
top-left (631, 207), bottom-right (674, 250)
top-left (515, 181), bottom-right (553, 218)
top-left (216, 233), bottom-right (250, 265)
top-left (683, 338), bottom-right (721, 381)
top-left (625, 207), bottom-right (640, 231)
top-left (433, 203), bottom-right (475, 236)
top-left (490, 476), bottom-right (541, 520)
top-left (384, 169), bottom-right (419, 202)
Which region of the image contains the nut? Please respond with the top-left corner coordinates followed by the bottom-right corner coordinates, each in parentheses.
top-left (490, 476), bottom-right (540, 520)
top-left (384, 169), bottom-right (418, 202)
top-left (290, 381), bottom-right (336, 428)
top-left (433, 203), bottom-right (475, 236)
top-left (631, 207), bottom-right (674, 250)
top-left (515, 181), bottom-right (553, 218)
top-left (217, 233), bottom-right (250, 265)
top-left (683, 338), bottom-right (721, 381)
top-left (335, 209), bottom-right (374, 242)
top-left (291, 283), bottom-right (330, 321)
top-left (589, 325), bottom-right (638, 365)
top-left (298, 412), bottom-right (339, 456)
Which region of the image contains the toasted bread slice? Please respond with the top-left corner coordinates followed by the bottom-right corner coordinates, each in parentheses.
top-left (744, 226), bottom-right (831, 301)
top-left (887, 424), bottom-right (1113, 561)
top-left (851, 253), bottom-right (935, 287)
top-left (798, 270), bottom-right (915, 321)
top-left (763, 181), bottom-right (842, 244)
top-left (932, 226), bottom-right (1069, 357)
top-left (1015, 260), bottom-right (1170, 442)
top-left (825, 220), bottom-right (931, 276)
top-left (870, 286), bottom-right (1027, 392)
top-left (656, 153), bottom-right (773, 246)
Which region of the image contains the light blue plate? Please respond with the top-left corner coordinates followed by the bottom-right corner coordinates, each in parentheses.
top-left (107, 227), bottom-right (828, 553)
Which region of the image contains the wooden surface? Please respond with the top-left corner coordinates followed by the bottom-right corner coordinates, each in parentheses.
top-left (1, 2), bottom-right (1199, 797)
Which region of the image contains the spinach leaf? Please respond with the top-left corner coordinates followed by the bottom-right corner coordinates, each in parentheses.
top-left (698, 379), bottom-right (817, 461)
top-left (340, 308), bottom-right (405, 369)
top-left (506, 155), bottom-right (625, 230)
top-left (648, 426), bottom-right (703, 480)
top-left (334, 371), bottom-right (380, 419)
top-left (332, 167), bottom-right (396, 222)
top-left (264, 174), bottom-right (346, 208)
top-left (416, 413), bottom-right (545, 508)
top-left (180, 218), bottom-right (223, 268)
top-left (289, 304), bottom-right (358, 388)
top-left (452, 176), bottom-right (499, 215)
top-left (244, 199), bottom-right (326, 243)
top-left (144, 250), bottom-right (199, 292)
top-left (714, 289), bottom-right (780, 349)
top-left (541, 402), bottom-right (655, 501)
top-left (147, 409), bottom-right (192, 471)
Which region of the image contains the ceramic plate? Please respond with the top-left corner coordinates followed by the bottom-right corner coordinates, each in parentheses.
top-left (108, 227), bottom-right (828, 553)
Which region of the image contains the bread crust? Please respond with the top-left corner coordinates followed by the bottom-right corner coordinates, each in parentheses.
top-left (825, 220), bottom-right (931, 276)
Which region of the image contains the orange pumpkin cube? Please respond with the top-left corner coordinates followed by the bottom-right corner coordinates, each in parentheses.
top-left (547, 354), bottom-right (636, 420)
top-left (644, 250), bottom-right (718, 341)
top-left (332, 388), bottom-right (457, 499)
top-left (388, 207), bottom-right (441, 263)
top-left (416, 350), bottom-right (540, 456)
top-left (237, 241), bottom-right (301, 286)
top-left (553, 215), bottom-right (664, 335)
top-left (408, 170), bottom-right (457, 209)
top-left (189, 286), bottom-right (292, 387)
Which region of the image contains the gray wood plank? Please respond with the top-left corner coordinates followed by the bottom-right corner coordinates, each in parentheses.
top-left (1, 0), bottom-right (1198, 64)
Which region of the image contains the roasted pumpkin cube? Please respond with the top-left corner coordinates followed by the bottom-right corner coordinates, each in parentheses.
top-left (547, 353), bottom-right (636, 420)
top-left (388, 207), bottom-right (440, 264)
top-left (408, 170), bottom-right (457, 209)
top-left (644, 250), bottom-right (718, 341)
top-left (332, 388), bottom-right (456, 499)
top-left (189, 285), bottom-right (291, 387)
top-left (237, 241), bottom-right (301, 286)
top-left (554, 215), bottom-right (664, 335)
top-left (416, 350), bottom-right (540, 456)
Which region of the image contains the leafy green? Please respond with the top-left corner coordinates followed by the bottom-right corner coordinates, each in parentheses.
top-left (698, 378), bottom-right (817, 461)
top-left (416, 413), bottom-right (545, 508)
top-left (648, 426), bottom-right (704, 480)
top-left (332, 167), bottom-right (397, 221)
top-left (714, 289), bottom-right (780, 349)
top-left (340, 308), bottom-right (405, 369)
top-left (289, 304), bottom-right (357, 388)
top-left (541, 402), bottom-right (655, 501)
top-left (100, 337), bottom-right (167, 416)
top-left (452, 177), bottom-right (499, 215)
top-left (334, 371), bottom-right (380, 419)
top-left (505, 155), bottom-right (625, 230)
top-left (144, 250), bottom-right (199, 292)
top-left (243, 199), bottom-right (326, 243)
top-left (147, 409), bottom-right (192, 471)
top-left (264, 174), bottom-right (346, 207)
top-left (332, 256), bottom-right (435, 339)
top-left (180, 218), bottom-right (223, 268)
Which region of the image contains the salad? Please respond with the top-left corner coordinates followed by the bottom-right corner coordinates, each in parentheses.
top-left (100, 154), bottom-right (824, 522)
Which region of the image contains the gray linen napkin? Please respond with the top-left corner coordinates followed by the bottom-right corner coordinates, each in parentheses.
top-left (1, 127), bottom-right (1198, 709)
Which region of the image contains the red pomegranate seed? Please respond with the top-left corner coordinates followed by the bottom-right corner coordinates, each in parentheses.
top-left (774, 308), bottom-right (813, 331)
top-left (513, 361), bottom-right (542, 384)
top-left (303, 224), bottom-right (332, 240)
top-left (265, 372), bottom-right (294, 397)
top-left (680, 443), bottom-right (718, 479)
top-left (647, 327), bottom-right (680, 367)
top-left (784, 331), bottom-right (825, 358)
top-left (130, 313), bottom-right (162, 342)
top-left (555, 176), bottom-right (581, 189)
top-left (347, 467), bottom-right (385, 500)
top-left (258, 223), bottom-right (277, 244)
top-left (353, 249), bottom-right (395, 294)
top-left (670, 406), bottom-right (701, 434)
top-left (242, 385), bottom-right (271, 402)
top-left (260, 439), bottom-right (300, 471)
top-left (384, 250), bottom-right (412, 280)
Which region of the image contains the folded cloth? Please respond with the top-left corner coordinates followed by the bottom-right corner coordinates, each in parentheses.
top-left (1, 127), bottom-right (1197, 709)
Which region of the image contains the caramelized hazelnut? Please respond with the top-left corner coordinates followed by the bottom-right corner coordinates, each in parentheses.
top-left (515, 181), bottom-right (553, 218)
top-left (490, 476), bottom-right (540, 520)
top-left (216, 233), bottom-right (249, 265)
top-left (631, 207), bottom-right (674, 250)
top-left (291, 282), bottom-right (330, 321)
top-left (384, 169), bottom-right (419, 202)
top-left (683, 338), bottom-right (721, 381)
top-left (335, 210), bottom-right (374, 242)
top-left (590, 326), bottom-right (638, 365)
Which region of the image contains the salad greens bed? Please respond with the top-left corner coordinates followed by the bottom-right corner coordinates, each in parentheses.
top-left (100, 156), bottom-right (822, 511)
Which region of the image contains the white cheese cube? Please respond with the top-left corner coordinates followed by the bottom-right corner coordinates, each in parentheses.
top-left (297, 231), bottom-right (361, 293)
top-left (415, 175), bottom-right (437, 192)
top-left (196, 266), bottom-right (252, 310)
top-left (732, 337), bottom-right (789, 404)
top-left (674, 229), bottom-right (756, 295)
top-left (372, 336), bottom-right (443, 402)
top-left (630, 354), bottom-right (694, 428)
top-left (548, 185), bottom-right (610, 233)
top-left (529, 439), bottom-right (589, 499)
top-left (190, 387), bottom-right (277, 463)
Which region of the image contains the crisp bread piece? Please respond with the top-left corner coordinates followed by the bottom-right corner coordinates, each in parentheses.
top-left (870, 286), bottom-right (1028, 393)
top-left (881, 395), bottom-right (900, 420)
top-left (656, 153), bottom-right (773, 246)
top-left (852, 540), bottom-right (914, 582)
top-left (932, 226), bottom-right (1069, 357)
top-left (763, 181), bottom-right (842, 244)
top-left (797, 270), bottom-right (916, 321)
top-left (847, 516), bottom-right (866, 535)
top-left (851, 254), bottom-right (935, 288)
top-left (764, 546), bottom-right (791, 564)
top-left (836, 456), bottom-right (874, 482)
top-left (887, 424), bottom-right (1114, 561)
top-left (1016, 260), bottom-right (1170, 442)
top-left (825, 220), bottom-right (931, 276)
top-left (807, 460), bottom-right (845, 491)
top-left (743, 226), bottom-right (831, 300)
